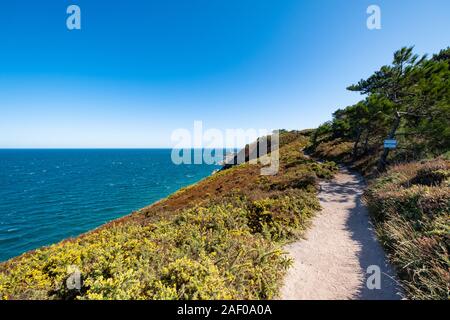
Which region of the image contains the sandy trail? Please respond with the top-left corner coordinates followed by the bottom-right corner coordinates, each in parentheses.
top-left (280, 167), bottom-right (402, 300)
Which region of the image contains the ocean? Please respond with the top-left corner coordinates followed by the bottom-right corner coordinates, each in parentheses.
top-left (0, 149), bottom-right (219, 261)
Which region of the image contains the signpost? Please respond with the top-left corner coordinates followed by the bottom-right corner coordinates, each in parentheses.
top-left (384, 139), bottom-right (397, 149)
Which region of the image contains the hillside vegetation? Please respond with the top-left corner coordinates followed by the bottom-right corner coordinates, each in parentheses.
top-left (0, 131), bottom-right (337, 300)
top-left (366, 160), bottom-right (449, 299)
top-left (310, 47), bottom-right (449, 300)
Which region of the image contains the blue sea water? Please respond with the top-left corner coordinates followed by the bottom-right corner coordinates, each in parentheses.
top-left (0, 149), bottom-right (219, 261)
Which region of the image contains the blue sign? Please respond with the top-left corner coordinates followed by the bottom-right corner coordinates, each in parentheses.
top-left (384, 139), bottom-right (397, 149)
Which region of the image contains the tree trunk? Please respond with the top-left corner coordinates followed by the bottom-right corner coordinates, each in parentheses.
top-left (363, 128), bottom-right (370, 154)
top-left (378, 112), bottom-right (401, 171)
top-left (352, 128), bottom-right (362, 161)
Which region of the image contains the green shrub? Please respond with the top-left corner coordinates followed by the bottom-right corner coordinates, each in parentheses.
top-left (248, 190), bottom-right (320, 241)
top-left (157, 256), bottom-right (235, 300)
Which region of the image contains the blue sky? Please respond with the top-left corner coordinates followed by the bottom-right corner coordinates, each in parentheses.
top-left (0, 0), bottom-right (449, 148)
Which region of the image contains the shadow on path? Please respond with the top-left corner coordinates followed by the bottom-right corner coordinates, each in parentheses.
top-left (281, 165), bottom-right (403, 300)
top-left (326, 167), bottom-right (402, 299)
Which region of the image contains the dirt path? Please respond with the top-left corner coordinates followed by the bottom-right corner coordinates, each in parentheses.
top-left (280, 167), bottom-right (402, 300)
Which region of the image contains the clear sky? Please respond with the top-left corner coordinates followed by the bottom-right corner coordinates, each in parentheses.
top-left (0, 0), bottom-right (449, 148)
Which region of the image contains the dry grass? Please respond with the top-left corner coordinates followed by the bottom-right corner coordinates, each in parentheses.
top-left (365, 159), bottom-right (450, 299)
top-left (312, 138), bottom-right (353, 162)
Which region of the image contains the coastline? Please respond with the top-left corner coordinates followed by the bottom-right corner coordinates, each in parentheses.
top-left (1, 165), bottom-right (220, 264)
